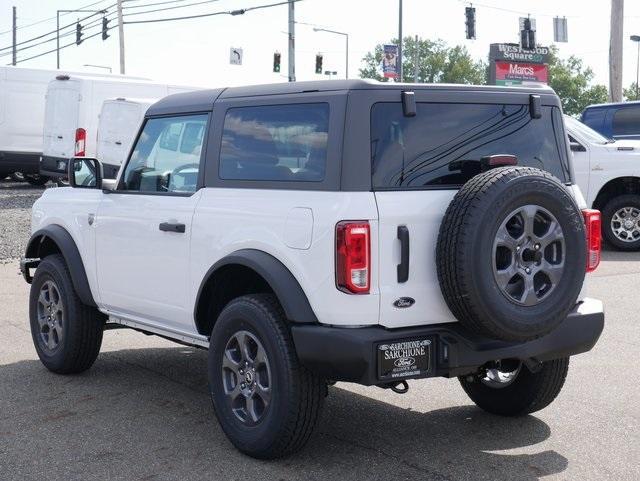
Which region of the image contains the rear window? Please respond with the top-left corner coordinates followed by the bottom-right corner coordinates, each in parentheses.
top-left (612, 106), bottom-right (640, 137)
top-left (219, 103), bottom-right (329, 182)
top-left (371, 102), bottom-right (569, 189)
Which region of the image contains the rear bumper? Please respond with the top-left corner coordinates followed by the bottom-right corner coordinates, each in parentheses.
top-left (40, 155), bottom-right (119, 179)
top-left (291, 298), bottom-right (604, 386)
top-left (0, 151), bottom-right (41, 174)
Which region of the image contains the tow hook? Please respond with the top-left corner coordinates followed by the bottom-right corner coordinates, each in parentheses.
top-left (379, 380), bottom-right (409, 394)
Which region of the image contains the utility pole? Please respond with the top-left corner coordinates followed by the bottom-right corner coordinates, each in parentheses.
top-left (398, 0), bottom-right (403, 82)
top-left (609, 0), bottom-right (624, 102)
top-left (413, 35), bottom-right (419, 82)
top-left (117, 0), bottom-right (125, 74)
top-left (12, 6), bottom-right (17, 66)
top-left (288, 0), bottom-right (295, 82)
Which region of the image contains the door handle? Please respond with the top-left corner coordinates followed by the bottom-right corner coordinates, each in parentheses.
top-left (57, 135), bottom-right (63, 139)
top-left (159, 222), bottom-right (185, 233)
top-left (115, 141), bottom-right (122, 145)
top-left (397, 225), bottom-right (410, 283)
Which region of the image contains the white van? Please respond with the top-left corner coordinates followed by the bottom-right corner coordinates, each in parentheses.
top-left (40, 75), bottom-right (198, 179)
top-left (0, 66), bottom-right (148, 183)
top-left (96, 98), bottom-right (157, 172)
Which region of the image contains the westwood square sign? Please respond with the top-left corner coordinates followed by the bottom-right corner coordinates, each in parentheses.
top-left (488, 43), bottom-right (550, 86)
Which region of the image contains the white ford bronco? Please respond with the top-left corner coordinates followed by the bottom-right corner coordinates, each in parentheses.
top-left (21, 80), bottom-right (605, 459)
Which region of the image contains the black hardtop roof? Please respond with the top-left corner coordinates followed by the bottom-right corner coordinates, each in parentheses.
top-left (146, 79), bottom-right (557, 116)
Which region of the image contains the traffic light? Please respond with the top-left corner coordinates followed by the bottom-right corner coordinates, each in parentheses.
top-left (75, 22), bottom-right (83, 45)
top-left (520, 17), bottom-right (536, 49)
top-left (102, 17), bottom-right (110, 41)
top-left (465, 6), bottom-right (476, 40)
top-left (315, 54), bottom-right (323, 74)
top-left (273, 52), bottom-right (281, 72)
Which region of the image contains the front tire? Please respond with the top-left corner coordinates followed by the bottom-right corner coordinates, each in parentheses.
top-left (602, 194), bottom-right (640, 251)
top-left (208, 294), bottom-right (325, 459)
top-left (29, 254), bottom-right (105, 374)
top-left (459, 358), bottom-right (569, 416)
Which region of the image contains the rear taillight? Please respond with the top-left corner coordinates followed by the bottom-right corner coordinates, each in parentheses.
top-left (582, 209), bottom-right (601, 272)
top-left (74, 128), bottom-right (86, 156)
top-left (336, 221), bottom-right (370, 294)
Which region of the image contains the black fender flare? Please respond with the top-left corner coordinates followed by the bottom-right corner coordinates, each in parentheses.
top-left (25, 225), bottom-right (96, 307)
top-left (195, 249), bottom-right (318, 324)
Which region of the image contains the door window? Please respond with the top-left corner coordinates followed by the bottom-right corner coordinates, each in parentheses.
top-left (219, 103), bottom-right (329, 182)
top-left (612, 106), bottom-right (640, 136)
top-left (121, 114), bottom-right (208, 193)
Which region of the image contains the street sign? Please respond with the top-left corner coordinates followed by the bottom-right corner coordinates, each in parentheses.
top-left (383, 44), bottom-right (399, 79)
top-left (230, 47), bottom-right (243, 65)
top-left (553, 17), bottom-right (568, 43)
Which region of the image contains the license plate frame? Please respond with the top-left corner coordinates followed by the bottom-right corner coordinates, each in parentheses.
top-left (377, 337), bottom-right (433, 381)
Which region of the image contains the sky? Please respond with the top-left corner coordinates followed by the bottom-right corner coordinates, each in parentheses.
top-left (0, 0), bottom-right (639, 90)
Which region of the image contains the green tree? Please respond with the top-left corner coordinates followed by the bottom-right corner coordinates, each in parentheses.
top-left (359, 37), bottom-right (486, 85)
top-left (546, 46), bottom-right (608, 115)
top-left (624, 82), bottom-right (639, 101)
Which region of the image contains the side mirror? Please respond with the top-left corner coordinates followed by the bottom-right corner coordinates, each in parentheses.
top-left (570, 141), bottom-right (586, 152)
top-left (68, 157), bottom-right (103, 188)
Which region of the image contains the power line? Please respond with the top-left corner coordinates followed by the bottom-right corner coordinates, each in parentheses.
top-left (9, 25), bottom-right (109, 65)
top-left (123, 0), bottom-right (191, 9)
top-left (0, 0), bottom-right (113, 36)
top-left (123, 0), bottom-right (301, 25)
top-left (0, 7), bottom-right (114, 53)
top-left (124, 0), bottom-right (221, 17)
top-left (0, 12), bottom-right (117, 58)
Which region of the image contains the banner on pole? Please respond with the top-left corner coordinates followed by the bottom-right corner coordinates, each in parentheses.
top-left (383, 44), bottom-right (399, 79)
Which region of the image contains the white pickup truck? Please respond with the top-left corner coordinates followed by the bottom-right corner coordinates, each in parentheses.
top-left (567, 115), bottom-right (640, 250)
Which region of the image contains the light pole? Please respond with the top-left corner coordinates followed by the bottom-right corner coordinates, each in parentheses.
top-left (313, 27), bottom-right (349, 79)
top-left (632, 35), bottom-right (640, 100)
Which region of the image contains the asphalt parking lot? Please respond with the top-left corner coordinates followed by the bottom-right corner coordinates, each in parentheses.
top-left (0, 179), bottom-right (639, 481)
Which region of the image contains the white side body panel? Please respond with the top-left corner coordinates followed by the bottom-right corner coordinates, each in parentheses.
top-left (190, 189), bottom-right (380, 328)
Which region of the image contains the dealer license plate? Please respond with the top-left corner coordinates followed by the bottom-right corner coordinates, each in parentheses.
top-left (377, 338), bottom-right (432, 381)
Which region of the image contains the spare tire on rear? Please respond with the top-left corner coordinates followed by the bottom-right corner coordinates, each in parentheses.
top-left (436, 166), bottom-right (586, 342)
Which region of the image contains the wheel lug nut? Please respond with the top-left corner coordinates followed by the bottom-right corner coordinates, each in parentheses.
top-left (516, 246), bottom-right (520, 251)
top-left (534, 243), bottom-right (540, 250)
top-left (241, 383), bottom-right (246, 389)
top-left (525, 268), bottom-right (531, 274)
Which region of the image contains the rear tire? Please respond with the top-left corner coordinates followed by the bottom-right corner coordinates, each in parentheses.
top-left (29, 254), bottom-right (105, 374)
top-left (459, 358), bottom-right (569, 416)
top-left (26, 174), bottom-right (49, 186)
top-left (601, 194), bottom-right (640, 251)
top-left (208, 294), bottom-right (324, 459)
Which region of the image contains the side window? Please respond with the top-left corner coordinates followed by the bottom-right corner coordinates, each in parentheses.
top-left (219, 103), bottom-right (329, 182)
top-left (612, 107), bottom-right (640, 136)
top-left (122, 114), bottom-right (208, 193)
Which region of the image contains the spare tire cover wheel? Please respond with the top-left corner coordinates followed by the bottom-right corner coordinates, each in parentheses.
top-left (436, 167), bottom-right (586, 342)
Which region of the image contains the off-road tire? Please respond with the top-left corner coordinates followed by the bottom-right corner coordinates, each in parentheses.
top-left (437, 167), bottom-right (586, 342)
top-left (208, 294), bottom-right (325, 459)
top-left (601, 194), bottom-right (640, 251)
top-left (29, 254), bottom-right (105, 374)
top-left (459, 358), bottom-right (570, 416)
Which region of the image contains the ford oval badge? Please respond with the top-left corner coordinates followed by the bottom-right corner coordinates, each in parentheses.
top-left (393, 297), bottom-right (415, 308)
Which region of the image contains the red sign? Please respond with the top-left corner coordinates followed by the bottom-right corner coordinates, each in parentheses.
top-left (495, 61), bottom-right (548, 85)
